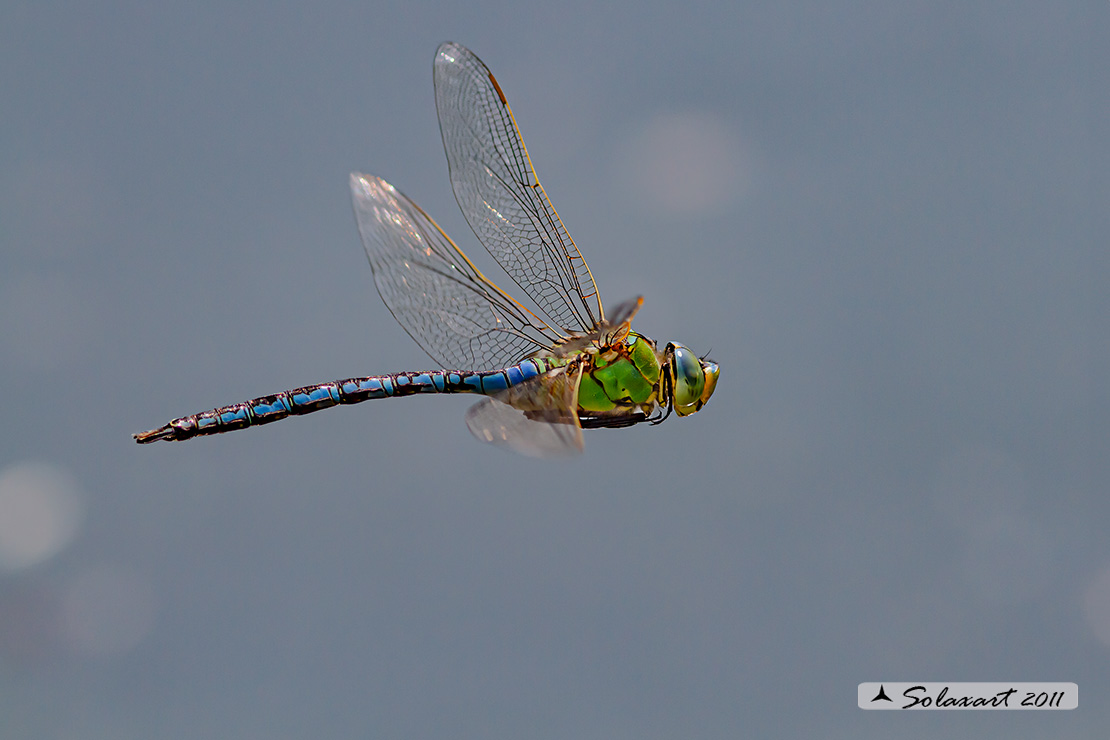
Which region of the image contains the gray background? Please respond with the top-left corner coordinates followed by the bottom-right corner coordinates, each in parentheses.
top-left (2, 1), bottom-right (1106, 737)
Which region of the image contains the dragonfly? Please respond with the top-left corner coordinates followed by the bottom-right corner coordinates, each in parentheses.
top-left (134, 42), bottom-right (718, 456)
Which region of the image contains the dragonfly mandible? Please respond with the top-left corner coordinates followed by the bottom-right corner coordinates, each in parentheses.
top-left (134, 42), bottom-right (719, 456)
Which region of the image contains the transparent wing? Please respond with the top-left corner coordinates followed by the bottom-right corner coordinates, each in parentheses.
top-left (464, 363), bottom-right (584, 457)
top-left (434, 41), bottom-right (604, 335)
top-left (350, 173), bottom-right (564, 370)
top-left (545, 295), bottom-right (643, 357)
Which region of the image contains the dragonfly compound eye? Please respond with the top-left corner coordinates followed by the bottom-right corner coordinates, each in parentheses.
top-left (669, 343), bottom-right (717, 416)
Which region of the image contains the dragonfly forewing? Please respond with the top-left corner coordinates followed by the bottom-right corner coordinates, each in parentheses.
top-left (434, 41), bottom-right (604, 336)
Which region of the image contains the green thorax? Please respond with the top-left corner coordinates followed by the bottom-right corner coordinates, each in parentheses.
top-left (574, 332), bottom-right (662, 414)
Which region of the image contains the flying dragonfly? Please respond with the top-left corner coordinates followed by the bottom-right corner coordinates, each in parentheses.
top-left (134, 42), bottom-right (718, 456)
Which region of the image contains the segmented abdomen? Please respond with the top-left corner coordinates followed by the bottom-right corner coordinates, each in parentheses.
top-left (134, 358), bottom-right (561, 443)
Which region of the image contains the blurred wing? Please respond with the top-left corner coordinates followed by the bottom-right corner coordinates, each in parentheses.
top-left (434, 42), bottom-right (604, 335)
top-left (602, 295), bottom-right (643, 329)
top-left (350, 173), bottom-right (563, 370)
top-left (546, 295), bottom-right (644, 357)
top-left (464, 363), bottom-right (584, 457)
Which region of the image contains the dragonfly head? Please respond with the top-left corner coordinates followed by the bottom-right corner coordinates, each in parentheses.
top-left (663, 343), bottom-right (719, 417)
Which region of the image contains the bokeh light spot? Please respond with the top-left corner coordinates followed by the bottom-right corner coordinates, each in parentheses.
top-left (0, 461), bottom-right (83, 571)
top-left (616, 111), bottom-right (749, 216)
top-left (1083, 565), bottom-right (1110, 648)
top-left (60, 565), bottom-right (156, 657)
